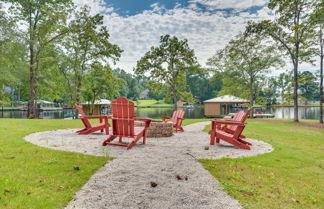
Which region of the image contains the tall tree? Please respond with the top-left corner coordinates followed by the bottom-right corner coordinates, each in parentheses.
top-left (38, 46), bottom-right (69, 102)
top-left (54, 48), bottom-right (75, 105)
top-left (299, 71), bottom-right (318, 104)
top-left (309, 1), bottom-right (324, 122)
top-left (5, 0), bottom-right (72, 118)
top-left (0, 6), bottom-right (27, 106)
top-left (60, 6), bottom-right (122, 106)
top-left (260, 77), bottom-right (279, 105)
top-left (247, 0), bottom-right (318, 122)
top-left (146, 83), bottom-right (167, 101)
top-left (186, 66), bottom-right (222, 102)
top-left (207, 31), bottom-right (282, 114)
top-left (275, 72), bottom-right (292, 104)
top-left (128, 79), bottom-right (140, 101)
top-left (113, 68), bottom-right (140, 100)
top-left (320, 23), bottom-right (323, 123)
top-left (135, 34), bottom-right (197, 109)
top-left (113, 68), bottom-right (130, 98)
top-left (82, 63), bottom-right (121, 114)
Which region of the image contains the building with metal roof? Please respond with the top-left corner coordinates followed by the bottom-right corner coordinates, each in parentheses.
top-left (204, 95), bottom-right (249, 117)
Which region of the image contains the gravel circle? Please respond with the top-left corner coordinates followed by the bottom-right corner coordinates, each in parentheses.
top-left (24, 121), bottom-right (273, 209)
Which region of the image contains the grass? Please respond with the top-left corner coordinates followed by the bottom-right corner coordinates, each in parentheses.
top-left (200, 119), bottom-right (324, 209)
top-left (0, 107), bottom-right (21, 110)
top-left (182, 118), bottom-right (209, 126)
top-left (0, 117), bottom-right (207, 208)
top-left (2, 117), bottom-right (322, 208)
top-left (0, 119), bottom-right (110, 209)
top-left (136, 99), bottom-right (173, 107)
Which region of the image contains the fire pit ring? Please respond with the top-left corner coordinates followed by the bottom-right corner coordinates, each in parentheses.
top-left (135, 120), bottom-right (173, 138)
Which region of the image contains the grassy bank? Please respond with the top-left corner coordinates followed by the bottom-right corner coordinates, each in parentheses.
top-left (0, 107), bottom-right (21, 110)
top-left (136, 99), bottom-right (173, 107)
top-left (0, 119), bottom-right (109, 209)
top-left (201, 119), bottom-right (324, 209)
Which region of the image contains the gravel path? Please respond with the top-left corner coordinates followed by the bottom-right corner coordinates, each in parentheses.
top-left (25, 122), bottom-right (273, 209)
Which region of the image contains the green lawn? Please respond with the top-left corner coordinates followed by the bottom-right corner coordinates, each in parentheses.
top-left (1, 118), bottom-right (323, 209)
top-left (136, 99), bottom-right (173, 106)
top-left (0, 118), bottom-right (206, 209)
top-left (0, 119), bottom-right (109, 209)
top-left (182, 118), bottom-right (209, 126)
top-left (201, 119), bottom-right (324, 209)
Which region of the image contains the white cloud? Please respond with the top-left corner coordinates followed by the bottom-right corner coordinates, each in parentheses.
top-left (74, 0), bottom-right (318, 74)
top-left (189, 0), bottom-right (268, 10)
top-left (0, 2), bottom-right (12, 13)
top-left (102, 5), bottom-right (272, 72)
top-left (73, 0), bottom-right (114, 15)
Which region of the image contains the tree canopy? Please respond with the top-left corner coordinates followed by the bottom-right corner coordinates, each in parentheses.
top-left (0, 0), bottom-right (322, 123)
top-left (247, 0), bottom-right (319, 121)
top-left (208, 31), bottom-right (283, 110)
top-left (135, 34), bottom-right (197, 109)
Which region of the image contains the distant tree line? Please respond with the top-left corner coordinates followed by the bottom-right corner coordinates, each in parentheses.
top-left (0, 0), bottom-right (323, 122)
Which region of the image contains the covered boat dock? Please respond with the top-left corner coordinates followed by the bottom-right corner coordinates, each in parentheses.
top-left (204, 95), bottom-right (250, 117)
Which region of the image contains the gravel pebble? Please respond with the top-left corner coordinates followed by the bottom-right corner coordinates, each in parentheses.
top-left (25, 121), bottom-right (273, 209)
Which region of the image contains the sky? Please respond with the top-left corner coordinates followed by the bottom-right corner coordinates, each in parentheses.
top-left (2, 0), bottom-right (318, 74)
top-left (73, 0), bottom-right (282, 73)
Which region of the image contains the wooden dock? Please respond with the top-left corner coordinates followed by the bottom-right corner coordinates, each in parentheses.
top-left (254, 113), bottom-right (275, 118)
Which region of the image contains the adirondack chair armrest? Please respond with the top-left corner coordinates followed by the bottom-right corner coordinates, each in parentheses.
top-left (82, 115), bottom-right (110, 119)
top-left (161, 116), bottom-right (171, 121)
top-left (210, 119), bottom-right (233, 126)
top-left (82, 115), bottom-right (111, 126)
top-left (210, 120), bottom-right (223, 130)
top-left (214, 120), bottom-right (245, 126)
top-left (210, 120), bottom-right (216, 130)
top-left (135, 117), bottom-right (152, 128)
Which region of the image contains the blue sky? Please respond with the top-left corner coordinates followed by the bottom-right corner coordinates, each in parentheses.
top-left (104, 0), bottom-right (266, 17)
top-left (73, 0), bottom-right (316, 73)
top-left (104, 0), bottom-right (188, 16)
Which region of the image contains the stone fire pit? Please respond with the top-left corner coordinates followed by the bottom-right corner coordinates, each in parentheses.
top-left (135, 120), bottom-right (173, 138)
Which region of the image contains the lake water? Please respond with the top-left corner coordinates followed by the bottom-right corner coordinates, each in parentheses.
top-left (0, 106), bottom-right (323, 120)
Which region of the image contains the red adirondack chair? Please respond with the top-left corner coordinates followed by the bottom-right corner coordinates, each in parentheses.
top-left (161, 110), bottom-right (185, 132)
top-left (74, 104), bottom-right (109, 135)
top-left (208, 108), bottom-right (252, 150)
top-left (216, 107), bottom-right (253, 139)
top-left (102, 97), bottom-right (151, 150)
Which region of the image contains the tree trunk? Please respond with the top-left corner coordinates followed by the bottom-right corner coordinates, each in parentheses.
top-left (320, 26), bottom-right (323, 123)
top-left (281, 91), bottom-right (284, 104)
top-left (292, 3), bottom-right (300, 122)
top-left (91, 93), bottom-right (96, 115)
top-left (249, 77), bottom-right (254, 118)
top-left (74, 73), bottom-right (82, 119)
top-left (173, 90), bottom-right (177, 110)
top-left (293, 62), bottom-right (299, 122)
top-left (27, 42), bottom-right (38, 119)
top-left (91, 102), bottom-right (95, 115)
top-left (75, 74), bottom-right (82, 105)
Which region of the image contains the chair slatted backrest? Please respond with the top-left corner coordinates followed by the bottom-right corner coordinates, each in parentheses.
top-left (74, 104), bottom-right (92, 128)
top-left (171, 110), bottom-right (185, 124)
top-left (232, 124), bottom-right (246, 138)
top-left (229, 108), bottom-right (252, 131)
top-left (111, 97), bottom-right (135, 137)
